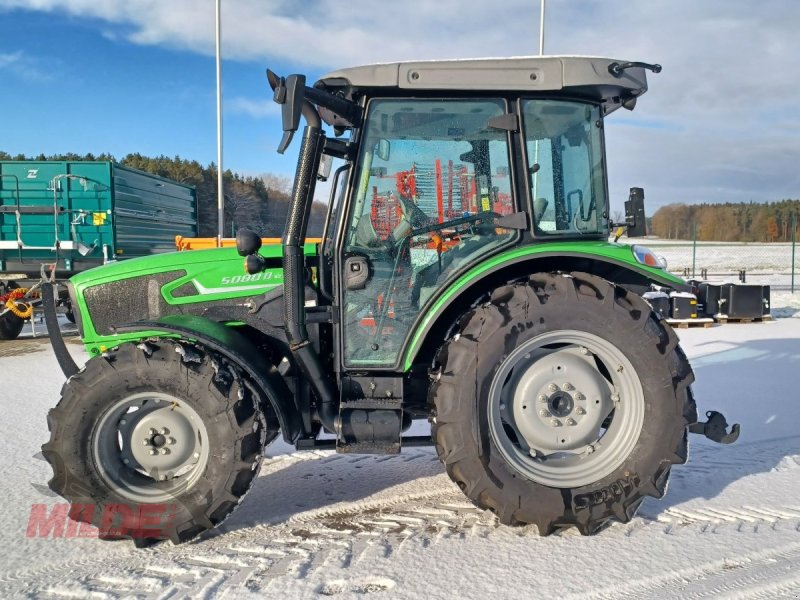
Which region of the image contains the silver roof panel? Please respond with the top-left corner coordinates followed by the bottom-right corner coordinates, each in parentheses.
top-left (317, 56), bottom-right (651, 109)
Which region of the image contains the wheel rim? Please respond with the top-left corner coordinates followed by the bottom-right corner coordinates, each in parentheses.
top-left (92, 392), bottom-right (210, 503)
top-left (487, 330), bottom-right (644, 488)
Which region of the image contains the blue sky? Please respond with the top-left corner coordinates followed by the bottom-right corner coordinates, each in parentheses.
top-left (1, 0), bottom-right (798, 213)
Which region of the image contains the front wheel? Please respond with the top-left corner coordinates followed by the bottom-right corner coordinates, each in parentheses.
top-left (430, 272), bottom-right (696, 535)
top-left (42, 340), bottom-right (275, 544)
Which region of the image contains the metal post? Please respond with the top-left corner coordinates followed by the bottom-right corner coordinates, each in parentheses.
top-left (792, 213), bottom-right (797, 293)
top-left (691, 221), bottom-right (697, 278)
top-left (539, 0), bottom-right (546, 56)
top-left (215, 0), bottom-right (224, 247)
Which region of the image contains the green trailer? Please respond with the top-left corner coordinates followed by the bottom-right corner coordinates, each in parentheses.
top-left (0, 161), bottom-right (197, 339)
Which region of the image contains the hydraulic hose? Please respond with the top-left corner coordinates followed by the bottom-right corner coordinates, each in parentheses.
top-left (282, 106), bottom-right (340, 434)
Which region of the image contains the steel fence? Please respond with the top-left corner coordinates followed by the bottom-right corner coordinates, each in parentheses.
top-left (631, 215), bottom-right (799, 291)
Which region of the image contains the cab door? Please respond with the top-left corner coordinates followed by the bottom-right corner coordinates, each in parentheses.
top-left (337, 98), bottom-right (518, 368)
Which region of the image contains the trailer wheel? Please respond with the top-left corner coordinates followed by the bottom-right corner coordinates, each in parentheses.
top-left (0, 311), bottom-right (24, 340)
top-left (430, 272), bottom-right (696, 535)
top-left (42, 340), bottom-right (275, 545)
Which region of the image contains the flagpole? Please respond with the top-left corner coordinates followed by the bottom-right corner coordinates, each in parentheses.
top-left (539, 0), bottom-right (546, 56)
top-left (215, 0), bottom-right (224, 246)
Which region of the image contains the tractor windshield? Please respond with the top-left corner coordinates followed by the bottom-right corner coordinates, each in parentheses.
top-left (341, 98), bottom-right (517, 367)
top-left (522, 100), bottom-right (607, 236)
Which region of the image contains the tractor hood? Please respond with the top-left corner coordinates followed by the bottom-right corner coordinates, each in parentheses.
top-left (67, 243), bottom-right (318, 353)
top-left (69, 243), bottom-right (318, 289)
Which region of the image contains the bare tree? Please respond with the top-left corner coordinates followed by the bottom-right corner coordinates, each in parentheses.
top-left (260, 173), bottom-right (292, 196)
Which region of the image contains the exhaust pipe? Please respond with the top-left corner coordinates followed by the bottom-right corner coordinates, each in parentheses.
top-left (281, 99), bottom-right (340, 434)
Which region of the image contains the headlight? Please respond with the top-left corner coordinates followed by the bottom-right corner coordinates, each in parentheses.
top-left (631, 245), bottom-right (667, 270)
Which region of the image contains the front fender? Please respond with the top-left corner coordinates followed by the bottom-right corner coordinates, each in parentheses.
top-left (115, 314), bottom-right (302, 444)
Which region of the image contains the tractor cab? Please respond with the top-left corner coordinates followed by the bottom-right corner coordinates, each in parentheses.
top-left (260, 57), bottom-right (664, 371)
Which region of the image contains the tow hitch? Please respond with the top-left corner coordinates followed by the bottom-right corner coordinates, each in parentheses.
top-left (689, 411), bottom-right (741, 444)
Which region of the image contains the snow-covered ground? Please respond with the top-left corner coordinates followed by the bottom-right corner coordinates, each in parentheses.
top-left (1, 307), bottom-right (800, 599)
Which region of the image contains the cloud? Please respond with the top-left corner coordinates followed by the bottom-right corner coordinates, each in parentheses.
top-left (228, 96), bottom-right (278, 119)
top-left (1, 0), bottom-right (798, 208)
top-left (0, 49), bottom-right (52, 81)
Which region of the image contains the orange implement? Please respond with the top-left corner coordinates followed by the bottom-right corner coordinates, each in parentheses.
top-left (175, 236), bottom-right (322, 251)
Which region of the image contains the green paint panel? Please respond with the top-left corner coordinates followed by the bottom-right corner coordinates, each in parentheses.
top-left (70, 242), bottom-right (318, 351)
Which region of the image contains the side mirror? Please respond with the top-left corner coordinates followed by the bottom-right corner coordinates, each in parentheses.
top-left (625, 187), bottom-right (647, 237)
top-left (236, 229), bottom-right (262, 257)
top-left (267, 70), bottom-right (306, 154)
top-left (375, 139), bottom-right (390, 161)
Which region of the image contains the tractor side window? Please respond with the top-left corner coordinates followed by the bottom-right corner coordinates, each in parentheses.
top-left (522, 100), bottom-right (607, 236)
top-left (342, 98), bottom-right (516, 367)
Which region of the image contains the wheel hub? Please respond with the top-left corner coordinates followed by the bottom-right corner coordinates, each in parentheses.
top-left (547, 391), bottom-right (574, 417)
top-left (488, 330), bottom-right (645, 488)
top-left (93, 392), bottom-right (210, 502)
top-left (126, 407), bottom-right (202, 478)
top-left (510, 347), bottom-right (614, 454)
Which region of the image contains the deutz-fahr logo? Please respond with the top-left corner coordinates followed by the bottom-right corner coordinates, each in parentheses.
top-left (26, 169), bottom-right (38, 179)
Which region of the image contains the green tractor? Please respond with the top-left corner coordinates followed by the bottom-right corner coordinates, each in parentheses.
top-left (42, 56), bottom-right (738, 545)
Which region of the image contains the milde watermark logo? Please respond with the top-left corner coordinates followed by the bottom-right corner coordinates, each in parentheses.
top-left (28, 452), bottom-right (178, 539)
top-left (26, 502), bottom-right (178, 539)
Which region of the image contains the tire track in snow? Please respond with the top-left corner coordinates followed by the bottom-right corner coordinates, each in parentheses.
top-left (2, 491), bottom-right (482, 598)
top-left (577, 541), bottom-right (800, 599)
top-left (5, 438), bottom-right (799, 597)
top-left (6, 489), bottom-right (800, 599)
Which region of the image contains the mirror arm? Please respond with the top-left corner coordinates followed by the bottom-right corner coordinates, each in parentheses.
top-left (323, 137), bottom-right (355, 160)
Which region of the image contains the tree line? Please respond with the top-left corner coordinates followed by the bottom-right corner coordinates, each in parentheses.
top-left (0, 151), bottom-right (326, 237)
top-left (650, 201), bottom-right (800, 242)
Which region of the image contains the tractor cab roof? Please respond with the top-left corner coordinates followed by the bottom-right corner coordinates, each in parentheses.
top-left (316, 55), bottom-right (654, 115)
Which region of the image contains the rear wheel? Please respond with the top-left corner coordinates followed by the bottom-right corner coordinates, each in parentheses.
top-left (42, 340), bottom-right (277, 544)
top-left (430, 272), bottom-right (696, 535)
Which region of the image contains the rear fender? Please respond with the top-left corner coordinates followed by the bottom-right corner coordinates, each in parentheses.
top-left (115, 314), bottom-right (302, 444)
top-left (404, 253), bottom-right (690, 370)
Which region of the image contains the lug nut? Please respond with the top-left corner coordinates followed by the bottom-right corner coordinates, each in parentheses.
top-left (551, 419), bottom-right (562, 427)
top-left (566, 418), bottom-right (577, 426)
top-left (548, 383), bottom-right (558, 393)
top-left (168, 437), bottom-right (176, 445)
top-left (539, 409), bottom-right (551, 417)
top-left (538, 394), bottom-right (548, 403)
top-left (575, 392), bottom-right (585, 402)
top-left (580, 347), bottom-right (590, 355)
top-left (576, 407), bottom-right (586, 415)
top-left (563, 383), bottom-right (574, 391)
top-left (149, 449), bottom-right (158, 456)
top-left (142, 439), bottom-right (150, 445)
top-left (160, 448), bottom-right (170, 455)
top-left (159, 428), bottom-right (169, 435)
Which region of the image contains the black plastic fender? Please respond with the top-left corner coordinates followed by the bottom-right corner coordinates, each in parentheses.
top-left (115, 314), bottom-right (302, 444)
